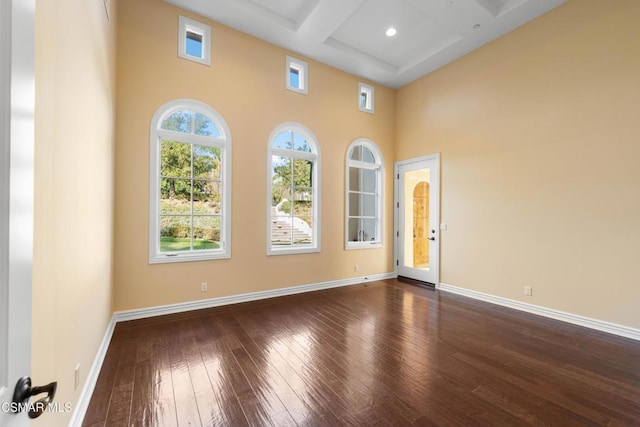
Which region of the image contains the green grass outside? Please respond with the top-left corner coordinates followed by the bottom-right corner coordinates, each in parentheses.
top-left (160, 237), bottom-right (219, 251)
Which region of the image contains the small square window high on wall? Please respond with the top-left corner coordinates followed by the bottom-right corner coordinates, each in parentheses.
top-left (358, 82), bottom-right (375, 114)
top-left (286, 56), bottom-right (308, 95)
top-left (178, 16), bottom-right (211, 66)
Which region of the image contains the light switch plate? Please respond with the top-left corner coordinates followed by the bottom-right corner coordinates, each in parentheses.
top-left (440, 223), bottom-right (448, 231)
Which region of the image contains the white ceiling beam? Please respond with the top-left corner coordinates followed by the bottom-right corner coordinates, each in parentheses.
top-left (292, 0), bottom-right (323, 31)
top-left (218, 0), bottom-right (296, 31)
top-left (324, 38), bottom-right (398, 74)
top-left (295, 0), bottom-right (366, 42)
top-left (163, 0), bottom-right (567, 89)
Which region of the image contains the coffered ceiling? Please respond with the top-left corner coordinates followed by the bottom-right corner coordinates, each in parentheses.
top-left (164, 0), bottom-right (566, 88)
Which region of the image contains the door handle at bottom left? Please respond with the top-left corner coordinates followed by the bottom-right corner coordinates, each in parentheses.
top-left (12, 377), bottom-right (57, 419)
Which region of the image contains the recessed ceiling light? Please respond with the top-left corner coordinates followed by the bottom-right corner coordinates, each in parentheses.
top-left (386, 27), bottom-right (397, 37)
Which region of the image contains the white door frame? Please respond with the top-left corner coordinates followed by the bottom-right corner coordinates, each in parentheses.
top-left (394, 154), bottom-right (441, 285)
top-left (0, 0), bottom-right (35, 425)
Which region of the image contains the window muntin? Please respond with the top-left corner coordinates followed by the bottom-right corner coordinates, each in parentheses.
top-left (160, 110), bottom-right (222, 137)
top-left (286, 56), bottom-right (308, 95)
top-left (346, 139), bottom-right (383, 249)
top-left (358, 82), bottom-right (375, 114)
top-left (268, 124), bottom-right (320, 254)
top-left (178, 16), bottom-right (211, 66)
top-left (150, 100), bottom-right (231, 263)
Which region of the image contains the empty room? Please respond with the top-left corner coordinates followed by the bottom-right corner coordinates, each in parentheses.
top-left (2, 0), bottom-right (639, 425)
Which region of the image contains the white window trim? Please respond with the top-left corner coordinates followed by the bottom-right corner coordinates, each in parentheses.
top-left (149, 99), bottom-right (232, 264)
top-left (286, 56), bottom-right (308, 95)
top-left (358, 82), bottom-right (375, 114)
top-left (178, 15), bottom-right (211, 66)
top-left (267, 122), bottom-right (321, 255)
top-left (345, 138), bottom-right (383, 250)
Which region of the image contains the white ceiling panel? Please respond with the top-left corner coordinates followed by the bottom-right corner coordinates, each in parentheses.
top-left (163, 0), bottom-right (567, 88)
top-left (475, 0), bottom-right (528, 17)
top-left (244, 0), bottom-right (322, 28)
top-left (329, 0), bottom-right (462, 68)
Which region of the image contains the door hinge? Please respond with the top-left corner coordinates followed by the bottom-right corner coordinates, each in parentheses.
top-left (396, 231), bottom-right (399, 237)
top-left (396, 260), bottom-right (399, 266)
top-left (397, 173), bottom-right (399, 179)
top-left (396, 202), bottom-right (399, 208)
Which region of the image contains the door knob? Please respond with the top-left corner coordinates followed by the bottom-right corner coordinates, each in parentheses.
top-left (428, 237), bottom-right (435, 241)
top-left (11, 377), bottom-right (57, 419)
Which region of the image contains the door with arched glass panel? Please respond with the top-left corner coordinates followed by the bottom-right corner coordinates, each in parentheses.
top-left (395, 155), bottom-right (440, 285)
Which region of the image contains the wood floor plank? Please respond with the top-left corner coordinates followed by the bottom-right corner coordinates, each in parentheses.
top-left (231, 344), bottom-right (298, 425)
top-left (254, 305), bottom-right (406, 424)
top-left (168, 338), bottom-right (201, 427)
top-left (129, 360), bottom-right (153, 427)
top-left (152, 374), bottom-right (178, 427)
top-left (149, 325), bottom-right (179, 427)
top-left (103, 382), bottom-right (133, 426)
top-left (81, 336), bottom-right (125, 426)
top-left (83, 279), bottom-right (640, 426)
top-left (199, 350), bottom-right (250, 426)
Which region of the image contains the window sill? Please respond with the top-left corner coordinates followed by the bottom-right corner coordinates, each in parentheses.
top-left (267, 246), bottom-right (319, 256)
top-left (286, 85), bottom-right (308, 95)
top-left (149, 250), bottom-right (230, 264)
top-left (345, 242), bottom-right (383, 250)
top-left (178, 53), bottom-right (211, 66)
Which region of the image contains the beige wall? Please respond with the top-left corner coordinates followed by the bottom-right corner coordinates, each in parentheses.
top-left (27, 0), bottom-right (640, 424)
top-left (114, 0), bottom-right (396, 311)
top-left (33, 0), bottom-right (117, 425)
top-left (396, 0), bottom-right (640, 328)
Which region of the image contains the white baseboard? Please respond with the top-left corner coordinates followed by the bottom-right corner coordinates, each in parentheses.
top-left (438, 283), bottom-right (640, 341)
top-left (114, 272), bottom-right (396, 322)
top-left (69, 316), bottom-right (116, 427)
top-left (71, 272), bottom-right (395, 425)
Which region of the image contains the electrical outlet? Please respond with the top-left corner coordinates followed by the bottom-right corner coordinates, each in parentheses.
top-left (201, 282), bottom-right (208, 292)
top-left (354, 264), bottom-right (359, 272)
top-left (524, 286), bottom-right (532, 296)
top-left (74, 364), bottom-right (80, 391)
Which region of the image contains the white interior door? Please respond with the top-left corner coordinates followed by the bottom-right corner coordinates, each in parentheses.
top-left (395, 155), bottom-right (440, 285)
top-left (0, 0), bottom-right (35, 425)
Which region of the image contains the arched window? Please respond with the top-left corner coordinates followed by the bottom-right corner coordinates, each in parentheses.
top-left (267, 123), bottom-right (320, 255)
top-left (346, 139), bottom-right (383, 249)
top-left (149, 99), bottom-right (231, 263)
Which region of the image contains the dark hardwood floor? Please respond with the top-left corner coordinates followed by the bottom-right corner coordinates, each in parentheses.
top-left (82, 279), bottom-right (640, 426)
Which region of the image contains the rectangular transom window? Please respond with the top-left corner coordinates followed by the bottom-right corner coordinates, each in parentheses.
top-left (178, 16), bottom-right (211, 66)
top-left (358, 82), bottom-right (375, 114)
top-left (286, 56), bottom-right (308, 95)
